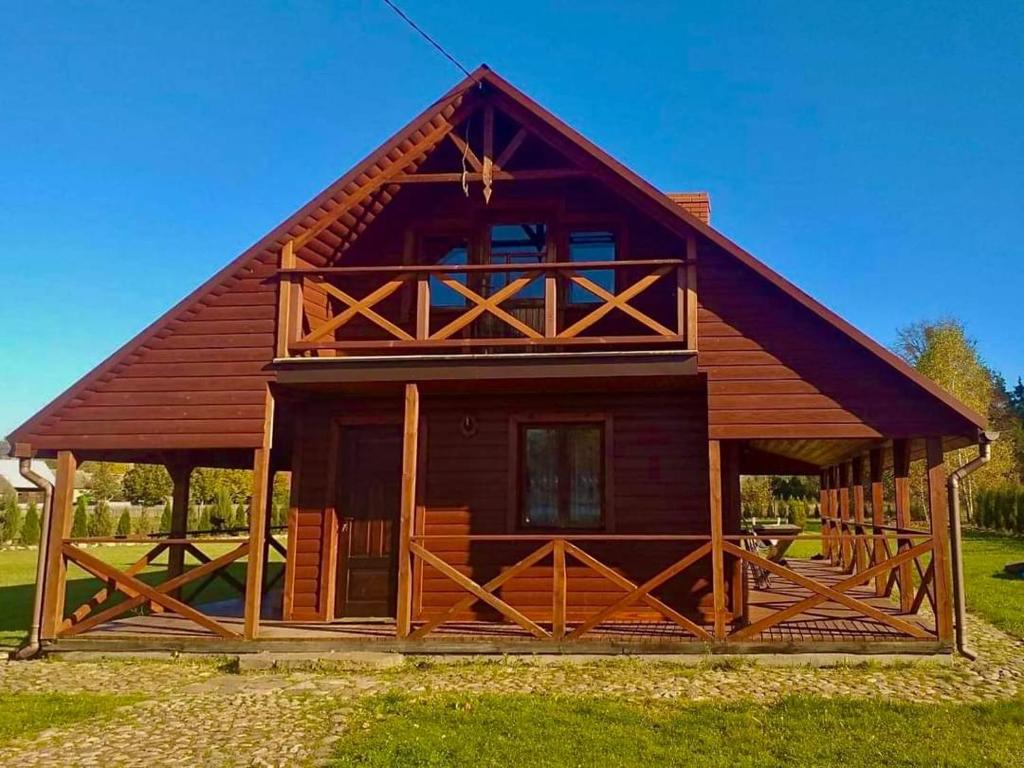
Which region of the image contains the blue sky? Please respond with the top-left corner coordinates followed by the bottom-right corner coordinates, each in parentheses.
top-left (2, 1), bottom-right (1021, 435)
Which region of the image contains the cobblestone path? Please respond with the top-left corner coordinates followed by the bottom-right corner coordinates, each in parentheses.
top-left (1, 615), bottom-right (1021, 767)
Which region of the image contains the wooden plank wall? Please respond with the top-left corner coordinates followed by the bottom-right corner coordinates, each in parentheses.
top-left (695, 243), bottom-right (976, 440)
top-left (19, 252), bottom-right (278, 451)
top-left (16, 175), bottom-right (975, 454)
top-left (285, 389), bottom-right (720, 623)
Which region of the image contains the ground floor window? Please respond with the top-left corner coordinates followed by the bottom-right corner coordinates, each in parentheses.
top-left (519, 421), bottom-right (604, 528)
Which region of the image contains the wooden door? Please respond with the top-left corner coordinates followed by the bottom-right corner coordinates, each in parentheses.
top-left (334, 425), bottom-right (402, 618)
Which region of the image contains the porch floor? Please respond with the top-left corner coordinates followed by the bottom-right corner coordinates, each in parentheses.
top-left (49, 558), bottom-right (941, 655)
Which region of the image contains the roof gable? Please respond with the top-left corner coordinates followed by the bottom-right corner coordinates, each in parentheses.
top-left (9, 65), bottom-right (983, 455)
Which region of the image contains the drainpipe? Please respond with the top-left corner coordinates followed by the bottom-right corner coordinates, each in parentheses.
top-left (10, 458), bottom-right (54, 660)
top-left (947, 430), bottom-right (998, 661)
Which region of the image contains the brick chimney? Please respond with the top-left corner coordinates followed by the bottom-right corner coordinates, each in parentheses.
top-left (666, 192), bottom-right (711, 225)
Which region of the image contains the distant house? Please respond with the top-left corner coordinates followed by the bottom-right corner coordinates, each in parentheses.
top-left (0, 458), bottom-right (54, 505)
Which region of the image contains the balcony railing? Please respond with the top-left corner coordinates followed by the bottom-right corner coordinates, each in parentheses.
top-left (276, 258), bottom-right (696, 356)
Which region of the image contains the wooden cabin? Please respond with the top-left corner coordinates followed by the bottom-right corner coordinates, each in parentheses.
top-left (8, 67), bottom-right (986, 654)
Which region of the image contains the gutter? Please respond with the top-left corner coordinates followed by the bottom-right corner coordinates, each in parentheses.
top-left (947, 430), bottom-right (998, 660)
top-left (10, 458), bottom-right (54, 660)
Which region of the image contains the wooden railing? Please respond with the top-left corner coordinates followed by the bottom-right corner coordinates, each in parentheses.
top-left (727, 530), bottom-right (935, 641)
top-left (276, 258), bottom-right (694, 356)
top-left (401, 523), bottom-right (940, 643)
top-left (406, 532), bottom-right (714, 641)
top-left (820, 516), bottom-right (937, 616)
top-left (55, 532), bottom-right (286, 639)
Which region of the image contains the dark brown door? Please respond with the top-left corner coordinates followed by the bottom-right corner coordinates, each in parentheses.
top-left (334, 425), bottom-right (402, 618)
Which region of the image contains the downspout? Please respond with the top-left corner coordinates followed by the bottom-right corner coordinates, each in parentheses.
top-left (10, 458), bottom-right (54, 660)
top-left (947, 430), bottom-right (997, 661)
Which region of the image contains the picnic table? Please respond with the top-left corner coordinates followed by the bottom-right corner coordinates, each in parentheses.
top-left (752, 522), bottom-right (804, 564)
top-left (741, 522), bottom-right (804, 591)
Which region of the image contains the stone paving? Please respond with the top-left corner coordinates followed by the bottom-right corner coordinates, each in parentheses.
top-left (1, 615), bottom-right (1022, 767)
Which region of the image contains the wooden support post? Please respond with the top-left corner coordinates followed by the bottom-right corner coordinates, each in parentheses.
top-left (838, 462), bottom-right (852, 569)
top-left (544, 269), bottom-right (558, 337)
top-left (416, 275), bottom-right (430, 339)
top-left (926, 438), bottom-right (954, 644)
top-left (708, 439), bottom-right (726, 640)
top-left (722, 442), bottom-right (745, 623)
top-left (684, 234), bottom-right (698, 350)
top-left (852, 456), bottom-right (868, 574)
top-left (869, 448), bottom-right (886, 596)
top-left (40, 450), bottom-right (76, 640)
top-left (282, 414), bottom-right (304, 622)
top-left (820, 470), bottom-right (831, 560)
top-left (396, 382), bottom-right (420, 638)
top-left (552, 538), bottom-right (567, 639)
top-left (243, 388), bottom-right (275, 640)
top-left (166, 462), bottom-right (192, 600)
top-left (406, 229), bottom-right (430, 340)
top-left (261, 468), bottom-right (276, 597)
top-left (276, 239), bottom-right (296, 358)
top-left (828, 466), bottom-right (840, 566)
top-left (893, 439), bottom-right (914, 613)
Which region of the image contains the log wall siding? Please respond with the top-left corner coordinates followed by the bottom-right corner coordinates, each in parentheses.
top-left (286, 390), bottom-right (721, 622)
top-left (696, 243), bottom-right (977, 440)
top-left (20, 252), bottom-right (278, 451)
top-left (14, 176), bottom-right (976, 452)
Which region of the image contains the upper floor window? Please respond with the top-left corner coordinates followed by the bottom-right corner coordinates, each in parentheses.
top-left (422, 236), bottom-right (469, 308)
top-left (487, 223), bottom-right (547, 300)
top-left (568, 230), bottom-right (616, 304)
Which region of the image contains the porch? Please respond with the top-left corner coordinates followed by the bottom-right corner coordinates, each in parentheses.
top-left (46, 553), bottom-right (940, 654)
top-left (34, 381), bottom-right (955, 657)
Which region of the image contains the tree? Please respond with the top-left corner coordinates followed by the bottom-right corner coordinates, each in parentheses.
top-left (116, 508), bottom-right (133, 537)
top-left (121, 464), bottom-right (173, 506)
top-left (197, 505), bottom-right (211, 533)
top-left (895, 318), bottom-right (1019, 520)
top-left (234, 502), bottom-right (250, 531)
top-left (71, 496), bottom-right (89, 538)
top-left (135, 507), bottom-right (151, 536)
top-left (188, 504), bottom-right (201, 532)
top-left (19, 502), bottom-right (40, 545)
top-left (770, 476), bottom-right (819, 501)
top-left (160, 499), bottom-right (172, 533)
top-left (190, 468), bottom-right (251, 505)
top-left (1, 494), bottom-right (21, 543)
top-left (211, 487), bottom-right (233, 531)
top-left (271, 498), bottom-right (286, 528)
top-left (994, 374), bottom-right (1024, 483)
top-left (740, 476), bottom-right (773, 517)
top-left (89, 500), bottom-right (115, 537)
top-left (85, 462), bottom-right (127, 502)
top-left (268, 472), bottom-right (290, 528)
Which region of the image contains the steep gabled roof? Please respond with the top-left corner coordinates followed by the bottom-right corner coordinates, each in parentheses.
top-left (9, 65), bottom-right (983, 455)
top-left (7, 74), bottom-right (474, 455)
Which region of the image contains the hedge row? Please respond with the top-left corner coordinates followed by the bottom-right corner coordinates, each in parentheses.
top-left (743, 499), bottom-right (820, 528)
top-left (975, 485), bottom-right (1024, 533)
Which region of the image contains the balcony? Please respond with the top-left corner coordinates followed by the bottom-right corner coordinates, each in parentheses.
top-left (275, 258), bottom-right (696, 360)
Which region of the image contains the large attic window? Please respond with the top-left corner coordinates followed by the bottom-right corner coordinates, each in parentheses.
top-left (486, 223), bottom-right (547, 300)
top-left (568, 230), bottom-right (616, 304)
top-left (423, 235), bottom-right (469, 308)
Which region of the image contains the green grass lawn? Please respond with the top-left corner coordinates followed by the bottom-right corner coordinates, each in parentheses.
top-left (0, 541), bottom-right (285, 651)
top-left (961, 529), bottom-right (1024, 639)
top-left (329, 692), bottom-right (1024, 767)
top-left (0, 692), bottom-right (140, 745)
